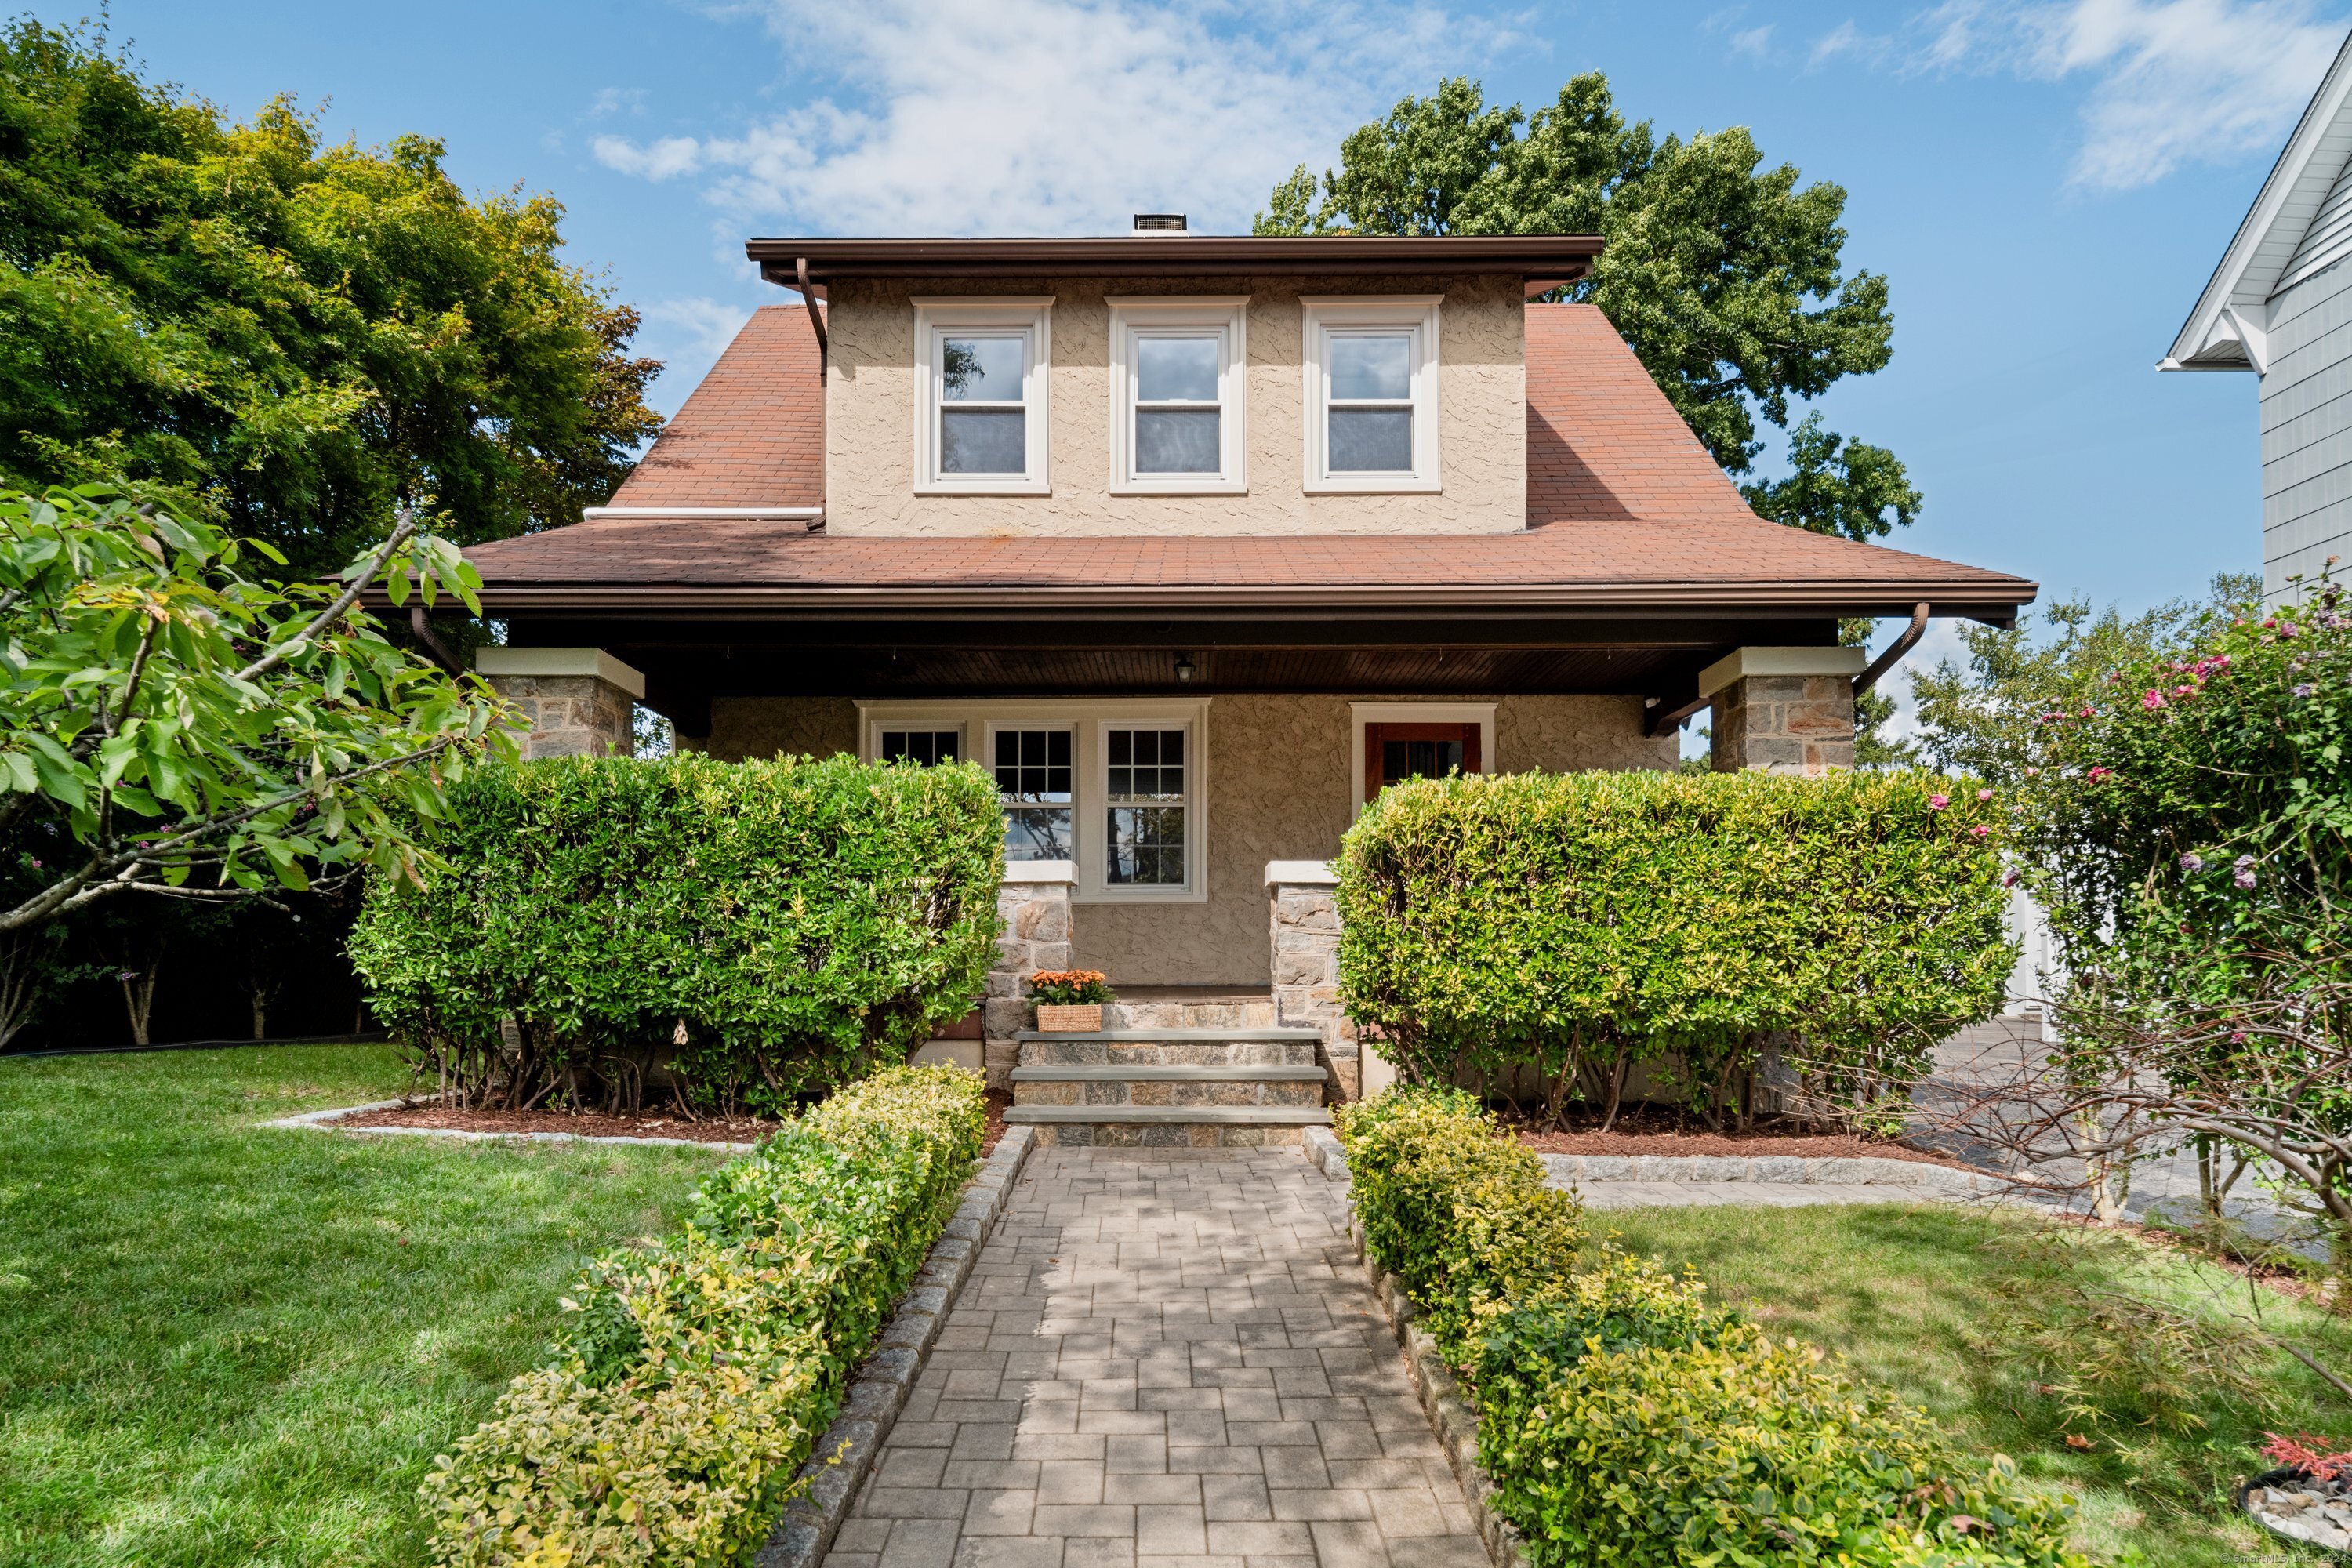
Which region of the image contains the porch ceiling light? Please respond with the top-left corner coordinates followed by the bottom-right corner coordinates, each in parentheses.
top-left (1174, 653), bottom-right (1196, 684)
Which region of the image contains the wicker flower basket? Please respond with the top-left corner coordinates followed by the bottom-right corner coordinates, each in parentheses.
top-left (1036, 1003), bottom-right (1103, 1033)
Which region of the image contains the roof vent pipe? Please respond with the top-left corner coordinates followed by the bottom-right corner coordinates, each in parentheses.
top-left (1132, 213), bottom-right (1187, 232)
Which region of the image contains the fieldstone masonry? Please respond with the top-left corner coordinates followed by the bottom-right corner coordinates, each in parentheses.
top-left (986, 863), bottom-right (1077, 1090)
top-left (474, 648), bottom-right (644, 760)
top-left (1700, 646), bottom-right (1867, 777)
top-left (1265, 862), bottom-right (1359, 1101)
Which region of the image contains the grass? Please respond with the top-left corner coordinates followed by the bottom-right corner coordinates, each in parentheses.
top-left (0, 1044), bottom-right (729, 1568)
top-left (1599, 1200), bottom-right (2352, 1567)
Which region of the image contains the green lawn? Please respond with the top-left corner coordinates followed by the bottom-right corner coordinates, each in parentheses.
top-left (0, 1044), bottom-right (727, 1568)
top-left (1600, 1201), bottom-right (2352, 1568)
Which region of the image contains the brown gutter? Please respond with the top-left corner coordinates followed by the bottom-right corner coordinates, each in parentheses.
top-left (797, 256), bottom-right (828, 369)
top-left (1853, 601), bottom-right (1930, 698)
top-left (750, 233), bottom-right (1602, 285)
top-left (448, 579), bottom-right (2033, 623)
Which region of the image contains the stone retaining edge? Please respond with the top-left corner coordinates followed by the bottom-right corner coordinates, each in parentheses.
top-left (755, 1124), bottom-right (1040, 1568)
top-left (1348, 1215), bottom-right (1521, 1568)
top-left (1300, 1125), bottom-right (2017, 1195)
top-left (261, 1097), bottom-right (763, 1153)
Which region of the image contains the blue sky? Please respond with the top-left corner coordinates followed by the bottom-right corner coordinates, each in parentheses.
top-left (64, 0), bottom-right (2352, 715)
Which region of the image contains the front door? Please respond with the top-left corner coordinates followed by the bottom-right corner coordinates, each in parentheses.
top-left (1362, 721), bottom-right (1483, 804)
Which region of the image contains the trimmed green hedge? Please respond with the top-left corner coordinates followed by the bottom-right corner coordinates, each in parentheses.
top-left (1334, 1090), bottom-right (2089, 1568)
top-left (420, 1063), bottom-right (987, 1567)
top-left (1336, 769), bottom-right (2016, 1125)
top-left (348, 753), bottom-right (1004, 1112)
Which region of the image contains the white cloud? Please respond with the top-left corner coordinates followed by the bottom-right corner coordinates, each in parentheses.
top-left (1842, 1), bottom-right (2346, 189)
top-left (1811, 18), bottom-right (1895, 67)
top-left (590, 86), bottom-right (647, 118)
top-left (593, 0), bottom-right (1517, 235)
top-left (594, 133), bottom-right (704, 181)
top-left (1730, 24), bottom-right (1777, 59)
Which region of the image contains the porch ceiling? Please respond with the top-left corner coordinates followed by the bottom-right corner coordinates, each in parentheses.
top-left (510, 612), bottom-right (1839, 735)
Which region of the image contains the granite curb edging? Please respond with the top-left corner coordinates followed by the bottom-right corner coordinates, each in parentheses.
top-left (1348, 1215), bottom-right (1523, 1568)
top-left (753, 1124), bottom-right (1039, 1568)
top-left (1301, 1124), bottom-right (2019, 1195)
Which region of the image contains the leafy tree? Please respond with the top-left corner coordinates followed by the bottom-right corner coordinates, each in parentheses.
top-left (1258, 74), bottom-right (1918, 543)
top-left (0, 485), bottom-right (510, 933)
top-left (0, 19), bottom-right (662, 583)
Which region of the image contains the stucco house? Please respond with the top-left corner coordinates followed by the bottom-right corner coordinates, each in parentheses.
top-left (463, 221), bottom-right (2037, 1141)
top-left (2163, 28), bottom-right (2352, 596)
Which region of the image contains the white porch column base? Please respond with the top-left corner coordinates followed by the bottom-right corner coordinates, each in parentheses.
top-left (985, 862), bottom-right (1076, 1090)
top-left (1265, 860), bottom-right (1363, 1101)
top-left (474, 647), bottom-right (644, 759)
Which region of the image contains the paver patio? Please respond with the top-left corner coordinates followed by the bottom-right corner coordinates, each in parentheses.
top-left (822, 1147), bottom-right (1489, 1568)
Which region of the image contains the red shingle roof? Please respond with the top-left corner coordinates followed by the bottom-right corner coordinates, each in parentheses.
top-left (474, 302), bottom-right (2033, 620)
top-left (608, 306), bottom-right (822, 507)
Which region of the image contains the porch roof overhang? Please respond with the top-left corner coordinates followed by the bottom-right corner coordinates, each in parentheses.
top-left (455, 518), bottom-right (2035, 737)
top-left (748, 234), bottom-right (1602, 293)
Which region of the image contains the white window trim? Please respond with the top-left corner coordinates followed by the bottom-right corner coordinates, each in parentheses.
top-left (1108, 296), bottom-right (1248, 495)
top-left (856, 699), bottom-right (1210, 903)
top-left (1348, 702), bottom-right (1494, 818)
top-left (913, 296), bottom-right (1054, 495)
top-left (1301, 296), bottom-right (1443, 495)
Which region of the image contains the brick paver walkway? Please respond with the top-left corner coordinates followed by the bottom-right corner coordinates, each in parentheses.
top-left (822, 1148), bottom-right (1488, 1568)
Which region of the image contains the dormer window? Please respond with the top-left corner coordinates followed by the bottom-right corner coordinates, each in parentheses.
top-left (914, 297), bottom-right (1052, 494)
top-left (1109, 298), bottom-right (1247, 494)
top-left (1301, 296), bottom-right (1442, 493)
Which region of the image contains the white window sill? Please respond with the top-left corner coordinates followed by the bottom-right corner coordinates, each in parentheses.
top-left (915, 477), bottom-right (1052, 496)
top-left (1305, 474), bottom-right (1443, 495)
top-left (1075, 887), bottom-right (1210, 906)
top-left (1109, 478), bottom-right (1249, 497)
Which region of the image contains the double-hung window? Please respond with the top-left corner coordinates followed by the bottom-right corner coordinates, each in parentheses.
top-left (879, 728), bottom-right (963, 766)
top-left (1301, 296), bottom-right (1442, 493)
top-left (1104, 726), bottom-right (1188, 887)
top-left (1109, 299), bottom-right (1247, 494)
top-left (993, 726), bottom-right (1073, 862)
top-left (914, 298), bottom-right (1052, 494)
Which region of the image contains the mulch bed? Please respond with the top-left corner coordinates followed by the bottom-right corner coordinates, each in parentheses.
top-left (339, 1085), bottom-right (1018, 1156)
top-left (1498, 1105), bottom-right (1972, 1171)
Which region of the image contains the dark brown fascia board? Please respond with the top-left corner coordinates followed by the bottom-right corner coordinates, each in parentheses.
top-left (747, 234), bottom-right (1602, 284)
top-left (459, 580), bottom-right (2034, 624)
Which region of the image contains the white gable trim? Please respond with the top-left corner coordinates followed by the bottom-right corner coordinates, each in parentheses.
top-left (2163, 28), bottom-right (2352, 373)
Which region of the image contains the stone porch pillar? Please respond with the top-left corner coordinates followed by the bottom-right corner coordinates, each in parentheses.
top-left (474, 648), bottom-right (643, 759)
top-left (982, 862), bottom-right (1076, 1091)
top-left (1700, 646), bottom-right (1867, 775)
top-left (1266, 860), bottom-right (1361, 1101)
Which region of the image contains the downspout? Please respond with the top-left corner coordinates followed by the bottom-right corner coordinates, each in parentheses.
top-left (1853, 601), bottom-right (1929, 699)
top-left (797, 256), bottom-right (827, 372)
top-left (409, 604), bottom-right (465, 677)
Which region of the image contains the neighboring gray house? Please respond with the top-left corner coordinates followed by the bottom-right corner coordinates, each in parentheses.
top-left (2165, 29), bottom-right (2352, 594)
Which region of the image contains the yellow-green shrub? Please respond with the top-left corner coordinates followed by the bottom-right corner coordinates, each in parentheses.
top-left (419, 1065), bottom-right (986, 1568)
top-left (1336, 770), bottom-right (2015, 1120)
top-left (1336, 1089), bottom-right (2088, 1568)
top-left (349, 753), bottom-right (1004, 1113)
top-left (1331, 1088), bottom-right (1585, 1354)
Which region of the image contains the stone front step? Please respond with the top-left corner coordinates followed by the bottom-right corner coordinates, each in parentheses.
top-left (1102, 988), bottom-right (1277, 1031)
top-left (1011, 1065), bottom-right (1328, 1082)
top-left (1011, 1073), bottom-right (1326, 1111)
top-left (1015, 1029), bottom-right (1323, 1070)
top-left (1002, 1102), bottom-right (1332, 1148)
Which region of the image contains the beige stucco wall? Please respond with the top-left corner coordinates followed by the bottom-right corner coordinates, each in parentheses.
top-left (824, 274), bottom-right (1526, 536)
top-left (700, 691), bottom-right (1673, 986)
